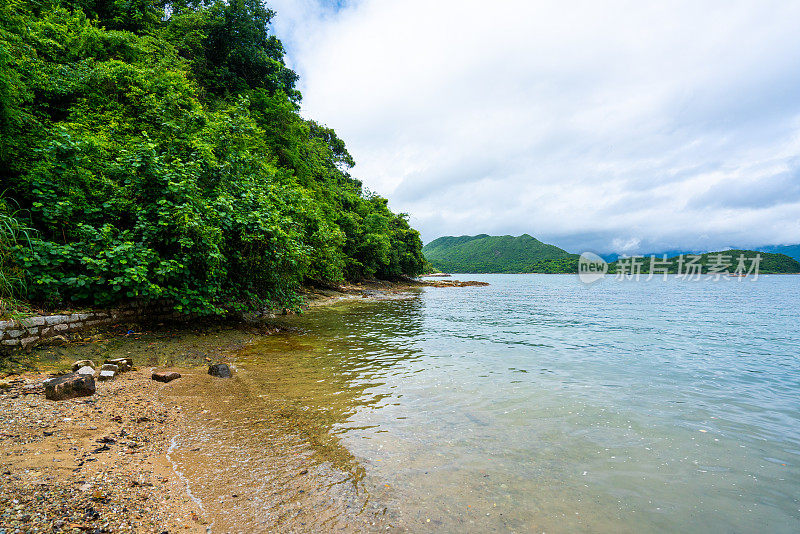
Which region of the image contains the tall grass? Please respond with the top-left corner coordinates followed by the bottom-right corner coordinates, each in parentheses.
top-left (0, 198), bottom-right (33, 315)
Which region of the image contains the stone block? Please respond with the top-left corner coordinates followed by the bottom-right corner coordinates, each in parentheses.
top-left (20, 316), bottom-right (46, 327)
top-left (45, 374), bottom-right (95, 401)
top-left (152, 371), bottom-right (181, 383)
top-left (98, 370), bottom-right (115, 381)
top-left (76, 366), bottom-right (95, 377)
top-left (72, 360), bottom-right (96, 371)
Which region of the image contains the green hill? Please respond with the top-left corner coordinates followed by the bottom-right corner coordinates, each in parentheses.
top-left (608, 250), bottom-right (800, 275)
top-left (423, 234), bottom-right (577, 273)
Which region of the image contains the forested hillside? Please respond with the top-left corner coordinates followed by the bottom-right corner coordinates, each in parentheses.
top-left (0, 0), bottom-right (424, 315)
top-left (756, 244), bottom-right (800, 262)
top-left (608, 250), bottom-right (800, 274)
top-left (423, 234), bottom-right (576, 273)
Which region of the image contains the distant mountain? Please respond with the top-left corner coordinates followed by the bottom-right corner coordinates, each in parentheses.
top-left (604, 245), bottom-right (800, 263)
top-left (601, 249), bottom-right (699, 263)
top-left (423, 234), bottom-right (577, 273)
top-left (422, 234), bottom-right (800, 275)
top-left (755, 244), bottom-right (800, 262)
top-left (608, 250), bottom-right (800, 274)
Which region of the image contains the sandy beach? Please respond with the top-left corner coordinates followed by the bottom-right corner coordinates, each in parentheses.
top-left (0, 281), bottom-right (435, 533)
top-left (0, 367), bottom-right (206, 533)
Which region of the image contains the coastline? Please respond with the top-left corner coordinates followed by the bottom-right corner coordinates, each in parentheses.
top-left (0, 278), bottom-right (486, 532)
top-left (0, 367), bottom-right (207, 533)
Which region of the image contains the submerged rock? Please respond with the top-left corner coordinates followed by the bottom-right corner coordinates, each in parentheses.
top-left (44, 374), bottom-right (95, 401)
top-left (72, 360), bottom-right (96, 372)
top-left (208, 363), bottom-right (232, 378)
top-left (151, 370), bottom-right (181, 383)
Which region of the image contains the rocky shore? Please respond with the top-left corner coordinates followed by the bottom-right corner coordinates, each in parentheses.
top-left (0, 279), bottom-right (486, 533)
top-left (420, 280), bottom-right (489, 287)
top-left (0, 367), bottom-right (205, 533)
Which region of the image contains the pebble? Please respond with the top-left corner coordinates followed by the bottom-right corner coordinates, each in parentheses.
top-left (0, 368), bottom-right (195, 533)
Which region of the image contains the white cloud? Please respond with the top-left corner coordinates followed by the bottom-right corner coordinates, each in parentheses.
top-left (269, 0), bottom-right (800, 253)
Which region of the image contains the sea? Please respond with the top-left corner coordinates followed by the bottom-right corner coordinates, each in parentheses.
top-left (170, 274), bottom-right (800, 532)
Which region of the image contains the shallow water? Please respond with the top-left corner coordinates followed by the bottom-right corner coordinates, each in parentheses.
top-left (217, 274), bottom-right (800, 533)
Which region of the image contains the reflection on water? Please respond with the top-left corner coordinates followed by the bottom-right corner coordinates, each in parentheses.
top-left (170, 275), bottom-right (800, 533)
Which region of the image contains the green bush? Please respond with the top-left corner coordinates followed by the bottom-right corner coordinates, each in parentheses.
top-left (0, 0), bottom-right (424, 314)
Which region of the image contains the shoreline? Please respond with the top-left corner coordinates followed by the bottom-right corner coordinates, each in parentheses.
top-left (0, 279), bottom-right (486, 532)
top-left (0, 367), bottom-right (208, 533)
top-left (0, 277), bottom-right (489, 356)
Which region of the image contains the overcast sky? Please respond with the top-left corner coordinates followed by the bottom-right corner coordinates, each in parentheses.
top-left (268, 0), bottom-right (800, 253)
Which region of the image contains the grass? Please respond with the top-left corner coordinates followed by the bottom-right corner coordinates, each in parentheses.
top-left (0, 198), bottom-right (34, 318)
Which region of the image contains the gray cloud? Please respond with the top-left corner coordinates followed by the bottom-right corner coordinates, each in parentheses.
top-left (270, 0), bottom-right (800, 254)
top-left (689, 165), bottom-right (800, 210)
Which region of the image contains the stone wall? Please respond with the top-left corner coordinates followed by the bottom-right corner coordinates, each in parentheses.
top-left (0, 300), bottom-right (195, 352)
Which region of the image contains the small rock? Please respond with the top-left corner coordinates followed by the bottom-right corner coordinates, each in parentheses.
top-left (151, 371), bottom-right (181, 383)
top-left (100, 363), bottom-right (119, 373)
top-left (76, 366), bottom-right (95, 377)
top-left (44, 374), bottom-right (95, 401)
top-left (98, 370), bottom-right (115, 381)
top-left (208, 363), bottom-right (232, 378)
top-left (71, 360), bottom-right (95, 372)
top-left (105, 358), bottom-right (132, 372)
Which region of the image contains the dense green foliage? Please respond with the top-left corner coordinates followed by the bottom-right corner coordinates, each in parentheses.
top-left (0, 0), bottom-right (424, 313)
top-left (423, 234), bottom-right (575, 273)
top-left (523, 257), bottom-right (580, 274)
top-left (608, 250), bottom-right (800, 275)
top-left (756, 244), bottom-right (800, 262)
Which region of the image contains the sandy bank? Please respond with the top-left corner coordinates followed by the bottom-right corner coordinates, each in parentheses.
top-left (0, 367), bottom-right (205, 533)
top-left (0, 279), bottom-right (486, 532)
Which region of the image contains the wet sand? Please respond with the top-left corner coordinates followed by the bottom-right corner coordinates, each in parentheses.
top-left (0, 368), bottom-right (206, 533)
top-left (0, 282), bottom-right (422, 532)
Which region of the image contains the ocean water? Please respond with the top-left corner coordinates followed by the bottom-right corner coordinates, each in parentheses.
top-left (207, 274), bottom-right (800, 532)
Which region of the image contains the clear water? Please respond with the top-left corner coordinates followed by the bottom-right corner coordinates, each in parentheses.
top-left (228, 275), bottom-right (800, 532)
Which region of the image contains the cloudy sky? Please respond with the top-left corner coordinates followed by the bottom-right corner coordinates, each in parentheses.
top-left (268, 0), bottom-right (800, 254)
